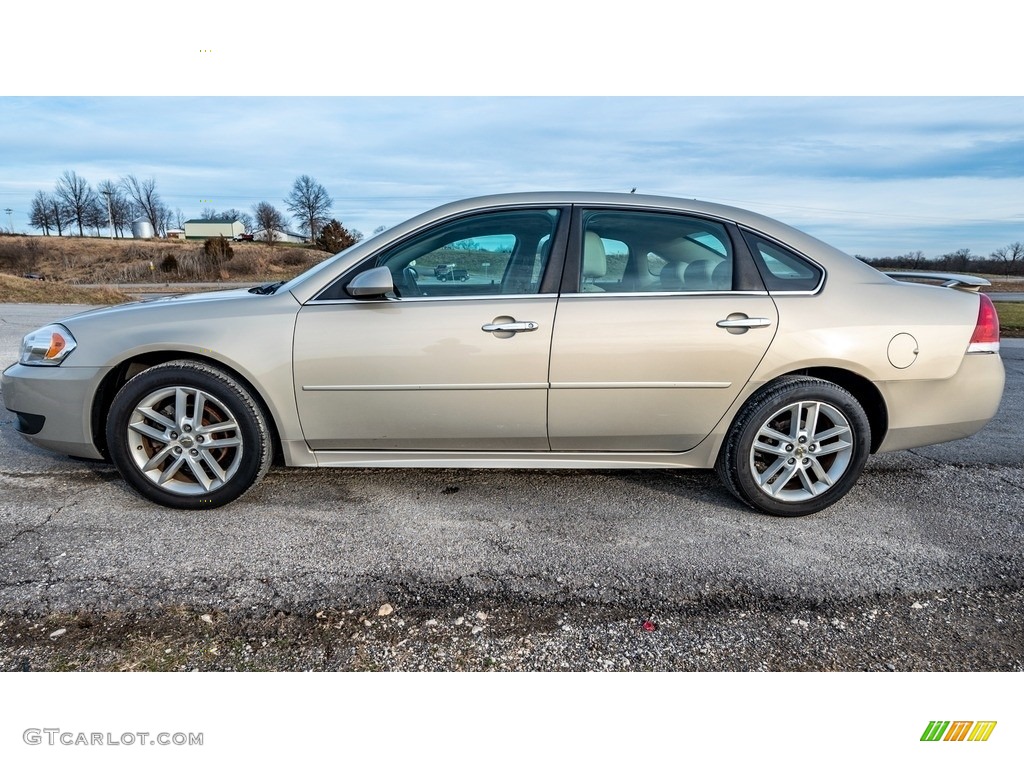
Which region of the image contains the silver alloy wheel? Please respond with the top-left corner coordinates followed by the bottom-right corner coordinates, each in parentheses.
top-left (748, 400), bottom-right (854, 503)
top-left (126, 385), bottom-right (243, 496)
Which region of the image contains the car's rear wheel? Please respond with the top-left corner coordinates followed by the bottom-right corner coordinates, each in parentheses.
top-left (716, 376), bottom-right (871, 517)
top-left (106, 361), bottom-right (271, 509)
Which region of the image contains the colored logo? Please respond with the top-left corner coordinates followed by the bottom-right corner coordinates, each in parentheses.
top-left (921, 721), bottom-right (997, 742)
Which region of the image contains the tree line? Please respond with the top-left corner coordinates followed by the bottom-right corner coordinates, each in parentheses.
top-left (859, 244), bottom-right (1024, 277)
top-left (27, 171), bottom-right (367, 251)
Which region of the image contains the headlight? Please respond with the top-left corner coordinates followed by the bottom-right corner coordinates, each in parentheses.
top-left (20, 324), bottom-right (78, 366)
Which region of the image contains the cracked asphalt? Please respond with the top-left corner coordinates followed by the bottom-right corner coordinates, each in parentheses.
top-left (0, 303), bottom-right (1022, 670)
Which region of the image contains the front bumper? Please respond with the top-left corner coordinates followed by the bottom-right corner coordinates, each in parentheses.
top-left (1, 362), bottom-right (109, 459)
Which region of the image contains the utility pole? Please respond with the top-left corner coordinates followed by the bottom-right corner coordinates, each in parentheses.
top-left (101, 191), bottom-right (114, 239)
top-left (4, 208), bottom-right (12, 233)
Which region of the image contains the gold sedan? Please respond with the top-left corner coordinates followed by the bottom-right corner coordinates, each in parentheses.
top-left (3, 193), bottom-right (1005, 515)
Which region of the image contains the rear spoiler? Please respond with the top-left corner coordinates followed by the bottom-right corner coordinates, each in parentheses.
top-left (883, 272), bottom-right (990, 292)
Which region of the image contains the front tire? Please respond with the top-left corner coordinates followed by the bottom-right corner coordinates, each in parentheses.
top-left (716, 376), bottom-right (871, 517)
top-left (106, 361), bottom-right (272, 509)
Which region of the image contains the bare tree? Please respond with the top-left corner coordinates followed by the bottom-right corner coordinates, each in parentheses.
top-left (29, 191), bottom-right (55, 235)
top-left (218, 208), bottom-right (254, 233)
top-left (54, 170), bottom-right (98, 236)
top-left (898, 250), bottom-right (927, 270)
top-left (97, 179), bottom-right (132, 237)
top-left (252, 201), bottom-right (288, 246)
top-left (284, 175), bottom-right (333, 242)
top-left (121, 175), bottom-right (165, 233)
top-left (946, 248), bottom-right (973, 272)
top-left (159, 206), bottom-right (175, 237)
top-left (200, 207), bottom-right (219, 220)
top-left (85, 198), bottom-right (108, 236)
top-left (991, 242), bottom-right (1024, 275)
top-left (47, 195), bottom-right (70, 236)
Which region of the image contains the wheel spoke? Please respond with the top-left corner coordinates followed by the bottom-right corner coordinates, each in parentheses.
top-left (814, 424), bottom-right (851, 442)
top-left (766, 462), bottom-right (800, 496)
top-left (196, 419), bottom-right (238, 436)
top-left (815, 439), bottom-right (851, 457)
top-left (157, 454), bottom-right (186, 485)
top-left (755, 457), bottom-right (785, 486)
top-left (796, 465), bottom-right (816, 494)
top-left (804, 401), bottom-right (821, 436)
top-left (184, 453), bottom-right (215, 491)
top-left (191, 390), bottom-right (207, 427)
top-left (754, 438), bottom-right (791, 457)
top-left (202, 436), bottom-right (241, 449)
top-left (129, 421), bottom-right (170, 443)
top-left (142, 444), bottom-right (175, 473)
top-left (137, 406), bottom-right (176, 431)
top-left (784, 404), bottom-right (802, 438)
top-left (174, 387), bottom-right (189, 426)
top-left (756, 425), bottom-right (792, 445)
top-left (808, 457), bottom-right (833, 486)
top-left (199, 450), bottom-right (228, 483)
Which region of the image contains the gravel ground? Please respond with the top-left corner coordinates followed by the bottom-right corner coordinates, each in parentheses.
top-left (3, 585), bottom-right (1022, 672)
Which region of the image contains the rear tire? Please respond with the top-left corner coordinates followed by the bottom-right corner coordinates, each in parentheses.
top-left (106, 361), bottom-right (272, 509)
top-left (716, 376), bottom-right (871, 517)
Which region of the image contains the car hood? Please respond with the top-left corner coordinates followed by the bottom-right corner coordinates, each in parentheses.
top-left (49, 286), bottom-right (301, 371)
top-left (58, 286), bottom-right (280, 323)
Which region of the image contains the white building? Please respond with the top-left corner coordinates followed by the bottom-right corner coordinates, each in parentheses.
top-left (254, 228), bottom-right (308, 244)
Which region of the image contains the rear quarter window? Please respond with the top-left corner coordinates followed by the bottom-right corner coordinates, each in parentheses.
top-left (742, 231), bottom-right (823, 292)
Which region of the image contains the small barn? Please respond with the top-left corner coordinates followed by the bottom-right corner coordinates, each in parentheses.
top-left (184, 219), bottom-right (245, 240)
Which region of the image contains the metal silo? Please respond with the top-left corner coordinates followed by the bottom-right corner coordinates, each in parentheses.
top-left (132, 217), bottom-right (155, 239)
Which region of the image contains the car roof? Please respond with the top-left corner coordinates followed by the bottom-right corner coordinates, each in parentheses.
top-left (286, 192), bottom-right (883, 302)
top-left (404, 191), bottom-right (857, 260)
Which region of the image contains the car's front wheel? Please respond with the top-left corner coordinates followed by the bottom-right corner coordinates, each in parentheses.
top-left (716, 376), bottom-right (871, 517)
top-left (106, 361), bottom-right (272, 509)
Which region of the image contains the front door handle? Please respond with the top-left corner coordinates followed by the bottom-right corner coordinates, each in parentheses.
top-left (482, 320), bottom-right (539, 333)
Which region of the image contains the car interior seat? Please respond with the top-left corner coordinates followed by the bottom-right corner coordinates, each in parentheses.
top-left (582, 231), bottom-right (607, 291)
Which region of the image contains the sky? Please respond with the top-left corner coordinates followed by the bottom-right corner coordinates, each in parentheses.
top-left (2, 2), bottom-right (1023, 261)
top-left (2, 96), bottom-right (1022, 259)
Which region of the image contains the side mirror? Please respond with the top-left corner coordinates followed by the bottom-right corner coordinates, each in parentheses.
top-left (346, 266), bottom-right (394, 299)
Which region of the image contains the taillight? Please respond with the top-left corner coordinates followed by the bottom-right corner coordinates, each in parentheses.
top-left (967, 294), bottom-right (1000, 353)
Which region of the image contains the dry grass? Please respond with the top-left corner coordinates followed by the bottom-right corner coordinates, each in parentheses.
top-left (0, 234), bottom-right (329, 284)
top-left (0, 273), bottom-right (133, 304)
top-left (981, 280), bottom-right (1024, 292)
